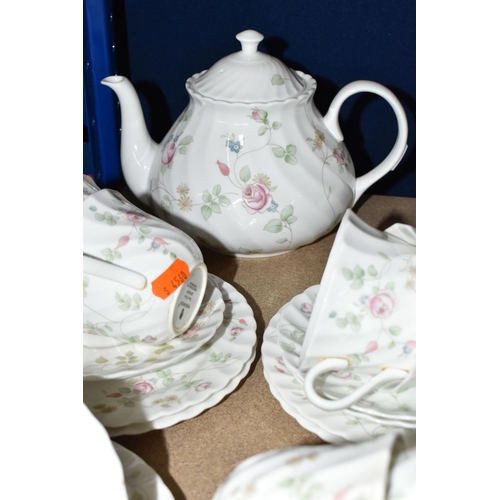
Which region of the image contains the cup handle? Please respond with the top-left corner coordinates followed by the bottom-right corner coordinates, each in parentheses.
top-left (303, 358), bottom-right (407, 411)
top-left (83, 253), bottom-right (147, 290)
top-left (323, 80), bottom-right (408, 205)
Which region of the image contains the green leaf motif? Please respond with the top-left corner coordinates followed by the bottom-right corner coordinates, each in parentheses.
top-left (342, 268), bottom-right (354, 280)
top-left (271, 74), bottom-right (285, 85)
top-left (264, 219), bottom-right (283, 233)
top-left (379, 251), bottom-right (389, 260)
top-left (179, 146), bottom-right (187, 155)
top-left (336, 318), bottom-right (348, 328)
top-left (212, 184), bottom-right (221, 197)
top-left (351, 278), bottom-right (364, 289)
top-left (119, 387), bottom-right (131, 394)
top-left (139, 226), bottom-right (151, 235)
top-left (272, 146), bottom-right (286, 158)
top-left (389, 326), bottom-right (402, 336)
top-left (284, 154), bottom-right (297, 165)
top-left (272, 121), bottom-right (282, 130)
top-left (286, 216), bottom-right (297, 225)
top-left (202, 190), bottom-right (212, 203)
top-left (211, 202), bottom-right (221, 214)
top-left (218, 195), bottom-right (231, 207)
top-left (368, 265), bottom-right (378, 276)
top-left (95, 213), bottom-right (105, 221)
top-left (178, 135), bottom-right (194, 146)
top-left (286, 144), bottom-right (297, 155)
top-left (201, 205), bottom-right (212, 221)
top-left (258, 126), bottom-right (268, 136)
top-left (240, 165), bottom-right (251, 183)
top-left (276, 238), bottom-right (288, 244)
top-left (95, 356), bottom-right (108, 364)
top-left (280, 205), bottom-right (294, 222)
top-left (237, 247), bottom-right (263, 255)
top-left (353, 265), bottom-right (365, 278)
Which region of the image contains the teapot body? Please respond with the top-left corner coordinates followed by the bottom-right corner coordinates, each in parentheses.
top-left (148, 72), bottom-right (356, 257)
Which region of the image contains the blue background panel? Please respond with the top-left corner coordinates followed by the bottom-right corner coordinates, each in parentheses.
top-left (109, 0), bottom-right (415, 197)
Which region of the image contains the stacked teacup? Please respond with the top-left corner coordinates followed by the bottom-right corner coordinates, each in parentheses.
top-left (264, 209), bottom-right (416, 437)
top-left (83, 176), bottom-right (257, 434)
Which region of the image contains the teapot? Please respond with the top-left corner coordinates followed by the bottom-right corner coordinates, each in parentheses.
top-left (102, 30), bottom-right (408, 257)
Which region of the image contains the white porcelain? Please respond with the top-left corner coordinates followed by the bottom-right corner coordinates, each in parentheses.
top-left (300, 209), bottom-right (416, 411)
top-left (112, 442), bottom-right (175, 500)
top-left (82, 404), bottom-right (128, 500)
top-left (83, 177), bottom-right (208, 346)
top-left (101, 30), bottom-right (408, 257)
top-left (277, 286), bottom-right (416, 424)
top-left (262, 308), bottom-right (417, 444)
top-left (83, 175), bottom-right (101, 201)
top-left (213, 433), bottom-right (412, 500)
top-left (84, 276), bottom-right (257, 431)
top-left (83, 275), bottom-right (224, 381)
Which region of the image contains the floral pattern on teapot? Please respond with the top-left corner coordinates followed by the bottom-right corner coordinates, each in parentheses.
top-left (154, 107), bottom-right (303, 253)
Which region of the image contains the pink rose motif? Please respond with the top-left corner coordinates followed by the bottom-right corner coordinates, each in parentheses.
top-left (183, 325), bottom-right (200, 338)
top-left (241, 182), bottom-right (273, 214)
top-left (141, 335), bottom-right (157, 343)
top-left (403, 340), bottom-right (416, 355)
top-left (162, 142), bottom-right (177, 165)
top-left (132, 381), bottom-right (154, 395)
top-left (300, 302), bottom-right (313, 316)
top-left (239, 319), bottom-right (247, 326)
top-left (365, 341), bottom-right (378, 354)
top-left (368, 291), bottom-right (396, 319)
top-left (230, 327), bottom-right (243, 338)
top-left (195, 382), bottom-right (211, 392)
top-left (124, 211), bottom-right (148, 223)
top-left (333, 148), bottom-right (345, 165)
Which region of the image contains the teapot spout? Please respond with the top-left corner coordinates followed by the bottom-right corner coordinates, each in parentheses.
top-left (101, 76), bottom-right (158, 205)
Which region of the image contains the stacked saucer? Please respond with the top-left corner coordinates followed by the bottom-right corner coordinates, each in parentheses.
top-left (262, 210), bottom-right (416, 444)
top-left (83, 176), bottom-right (257, 435)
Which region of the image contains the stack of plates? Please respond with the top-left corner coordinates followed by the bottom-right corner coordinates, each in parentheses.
top-left (262, 285), bottom-right (416, 444)
top-left (84, 275), bottom-right (257, 436)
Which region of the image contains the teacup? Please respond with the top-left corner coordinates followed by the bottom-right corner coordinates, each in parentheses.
top-left (83, 177), bottom-right (208, 346)
top-left (300, 209), bottom-right (416, 412)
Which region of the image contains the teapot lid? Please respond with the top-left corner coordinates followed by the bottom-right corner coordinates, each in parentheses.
top-left (188, 30), bottom-right (307, 102)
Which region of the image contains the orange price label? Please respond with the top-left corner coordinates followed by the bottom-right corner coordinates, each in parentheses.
top-left (151, 259), bottom-right (190, 300)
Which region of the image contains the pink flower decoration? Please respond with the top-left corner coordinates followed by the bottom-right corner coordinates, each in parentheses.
top-left (241, 182), bottom-right (273, 214)
top-left (132, 381), bottom-right (154, 395)
top-left (217, 160), bottom-right (230, 176)
top-left (365, 341), bottom-right (378, 354)
top-left (332, 370), bottom-right (353, 380)
top-left (239, 319), bottom-right (247, 325)
top-left (333, 148), bottom-right (345, 165)
top-left (153, 237), bottom-right (169, 246)
top-left (195, 382), bottom-right (211, 392)
top-left (183, 325), bottom-right (200, 338)
top-left (162, 142), bottom-right (177, 165)
top-left (116, 235), bottom-right (129, 248)
top-left (230, 327), bottom-right (243, 338)
top-left (141, 335), bottom-right (157, 343)
top-left (124, 211), bottom-right (148, 223)
top-left (368, 291), bottom-right (396, 319)
top-left (300, 303), bottom-right (313, 316)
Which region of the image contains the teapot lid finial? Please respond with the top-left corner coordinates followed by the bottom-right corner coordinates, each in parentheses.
top-left (236, 30), bottom-right (264, 54)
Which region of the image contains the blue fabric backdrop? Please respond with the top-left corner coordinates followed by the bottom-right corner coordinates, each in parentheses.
top-left (112, 0), bottom-right (415, 197)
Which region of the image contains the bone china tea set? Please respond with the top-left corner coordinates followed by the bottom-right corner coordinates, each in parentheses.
top-left (84, 29), bottom-right (415, 499)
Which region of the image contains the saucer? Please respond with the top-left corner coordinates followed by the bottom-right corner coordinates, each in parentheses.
top-left (83, 275), bottom-right (224, 381)
top-left (112, 442), bottom-right (174, 500)
top-left (277, 286), bottom-right (416, 423)
top-left (263, 308), bottom-right (417, 444)
top-left (85, 276), bottom-right (257, 432)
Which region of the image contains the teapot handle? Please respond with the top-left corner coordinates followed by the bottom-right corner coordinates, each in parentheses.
top-left (324, 80), bottom-right (408, 205)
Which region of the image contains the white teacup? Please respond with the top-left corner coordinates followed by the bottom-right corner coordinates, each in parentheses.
top-left (83, 177), bottom-right (208, 346)
top-left (300, 209), bottom-right (416, 412)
